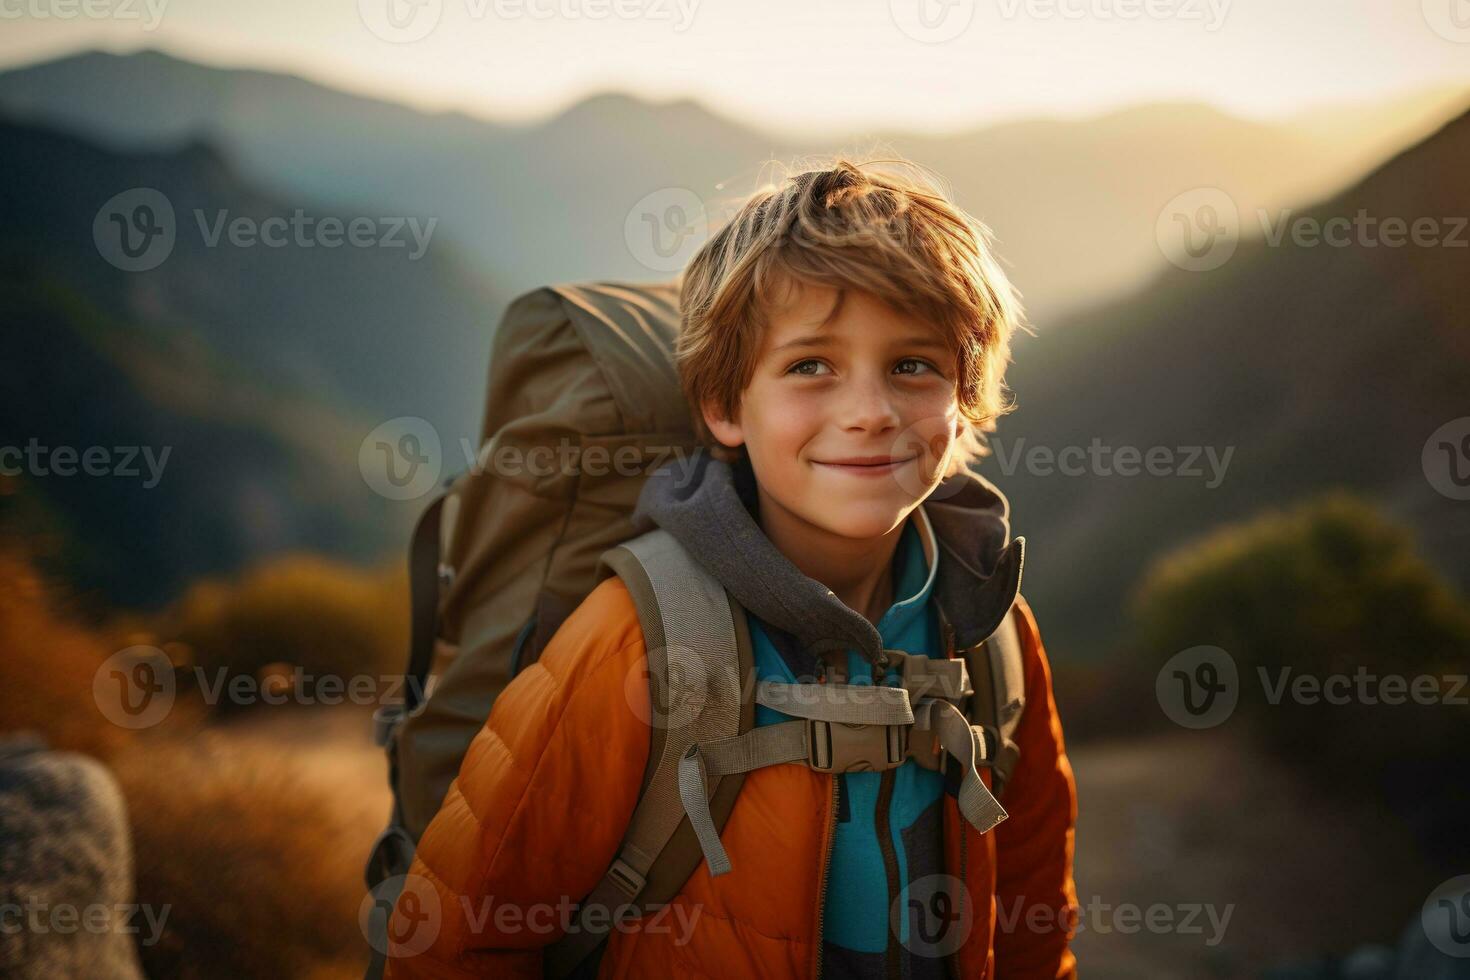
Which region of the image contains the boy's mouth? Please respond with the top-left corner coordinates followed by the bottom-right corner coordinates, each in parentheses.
top-left (811, 454), bottom-right (918, 476)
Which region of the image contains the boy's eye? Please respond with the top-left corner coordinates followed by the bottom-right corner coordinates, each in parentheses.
top-left (787, 359), bottom-right (831, 376)
top-left (894, 357), bottom-right (937, 376)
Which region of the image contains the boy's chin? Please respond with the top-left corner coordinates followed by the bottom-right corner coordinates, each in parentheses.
top-left (798, 500), bottom-right (918, 542)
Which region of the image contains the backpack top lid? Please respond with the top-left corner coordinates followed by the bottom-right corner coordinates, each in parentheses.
top-left (480, 281), bottom-right (690, 448)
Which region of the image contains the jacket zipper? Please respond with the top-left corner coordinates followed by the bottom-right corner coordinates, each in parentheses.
top-left (875, 768), bottom-right (902, 980)
top-left (814, 775), bottom-right (837, 980)
top-left (953, 824), bottom-right (970, 980)
top-left (940, 609), bottom-right (969, 980)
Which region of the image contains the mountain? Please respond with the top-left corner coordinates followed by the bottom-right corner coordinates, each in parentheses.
top-left (0, 275), bottom-right (407, 609)
top-left (2, 48), bottom-right (1462, 327)
top-left (989, 107), bottom-right (1470, 659)
top-left (0, 114), bottom-right (499, 442)
top-left (0, 117), bottom-right (503, 608)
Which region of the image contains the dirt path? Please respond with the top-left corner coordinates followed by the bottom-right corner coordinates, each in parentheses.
top-left (1068, 730), bottom-right (1444, 978)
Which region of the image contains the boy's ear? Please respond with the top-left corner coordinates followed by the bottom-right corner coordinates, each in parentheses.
top-left (701, 401), bottom-right (745, 450)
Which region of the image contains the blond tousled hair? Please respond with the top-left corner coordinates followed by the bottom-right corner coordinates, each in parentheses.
top-left (675, 156), bottom-right (1026, 476)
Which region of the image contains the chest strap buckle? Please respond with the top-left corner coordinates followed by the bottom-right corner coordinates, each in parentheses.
top-left (807, 719), bottom-right (908, 773)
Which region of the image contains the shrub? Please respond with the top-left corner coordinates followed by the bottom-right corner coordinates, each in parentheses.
top-left (1129, 492), bottom-right (1470, 849)
top-left (156, 555), bottom-right (409, 714)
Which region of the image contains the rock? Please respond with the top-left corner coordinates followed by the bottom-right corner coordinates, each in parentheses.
top-left (0, 733), bottom-right (145, 979)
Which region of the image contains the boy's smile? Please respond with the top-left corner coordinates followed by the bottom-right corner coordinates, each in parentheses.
top-left (702, 278), bottom-right (963, 618)
top-left (811, 453), bottom-right (919, 477)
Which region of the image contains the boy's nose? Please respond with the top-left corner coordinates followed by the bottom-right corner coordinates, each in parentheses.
top-left (839, 378), bottom-right (901, 433)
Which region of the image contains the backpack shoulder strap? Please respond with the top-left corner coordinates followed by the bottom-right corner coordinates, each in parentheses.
top-left (545, 529), bottom-right (754, 978)
top-left (363, 491), bottom-right (447, 980)
top-left (963, 601), bottom-right (1027, 797)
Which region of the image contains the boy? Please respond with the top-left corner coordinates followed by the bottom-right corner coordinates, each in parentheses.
top-left (387, 159), bottom-right (1079, 978)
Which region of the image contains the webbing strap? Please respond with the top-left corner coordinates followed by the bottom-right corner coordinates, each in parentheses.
top-left (676, 721), bottom-right (808, 876)
top-left (915, 699), bottom-right (1009, 834)
top-left (891, 650), bottom-right (973, 702)
top-left (677, 694), bottom-right (1009, 875)
top-left (699, 720), bottom-right (810, 776)
top-left (546, 530), bottom-right (741, 977)
top-left (754, 681), bottom-right (915, 725)
top-left (963, 608), bottom-right (1027, 797)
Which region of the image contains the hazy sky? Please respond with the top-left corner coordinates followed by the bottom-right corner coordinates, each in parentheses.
top-left (2, 0), bottom-right (1468, 133)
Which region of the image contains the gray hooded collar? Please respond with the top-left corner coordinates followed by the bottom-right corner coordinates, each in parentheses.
top-left (631, 449), bottom-right (1024, 665)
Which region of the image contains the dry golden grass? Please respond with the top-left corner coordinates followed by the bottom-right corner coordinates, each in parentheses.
top-left (0, 551), bottom-right (129, 759)
top-left (113, 730), bottom-right (378, 979)
top-left (0, 548), bottom-right (392, 979)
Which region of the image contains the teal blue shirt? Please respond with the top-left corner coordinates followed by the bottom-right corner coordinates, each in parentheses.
top-left (747, 511), bottom-right (944, 971)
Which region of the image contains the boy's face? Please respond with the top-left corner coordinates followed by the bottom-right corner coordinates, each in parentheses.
top-left (703, 282), bottom-right (962, 542)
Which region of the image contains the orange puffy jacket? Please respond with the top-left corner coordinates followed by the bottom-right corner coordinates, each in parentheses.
top-left (385, 577), bottom-right (1078, 979)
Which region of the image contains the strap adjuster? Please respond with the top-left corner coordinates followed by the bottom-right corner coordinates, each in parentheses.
top-left (372, 704), bottom-right (404, 748)
top-left (807, 719), bottom-right (907, 773)
top-left (974, 724), bottom-right (999, 765)
top-left (365, 824), bottom-right (416, 890)
top-left (606, 858), bottom-right (646, 899)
